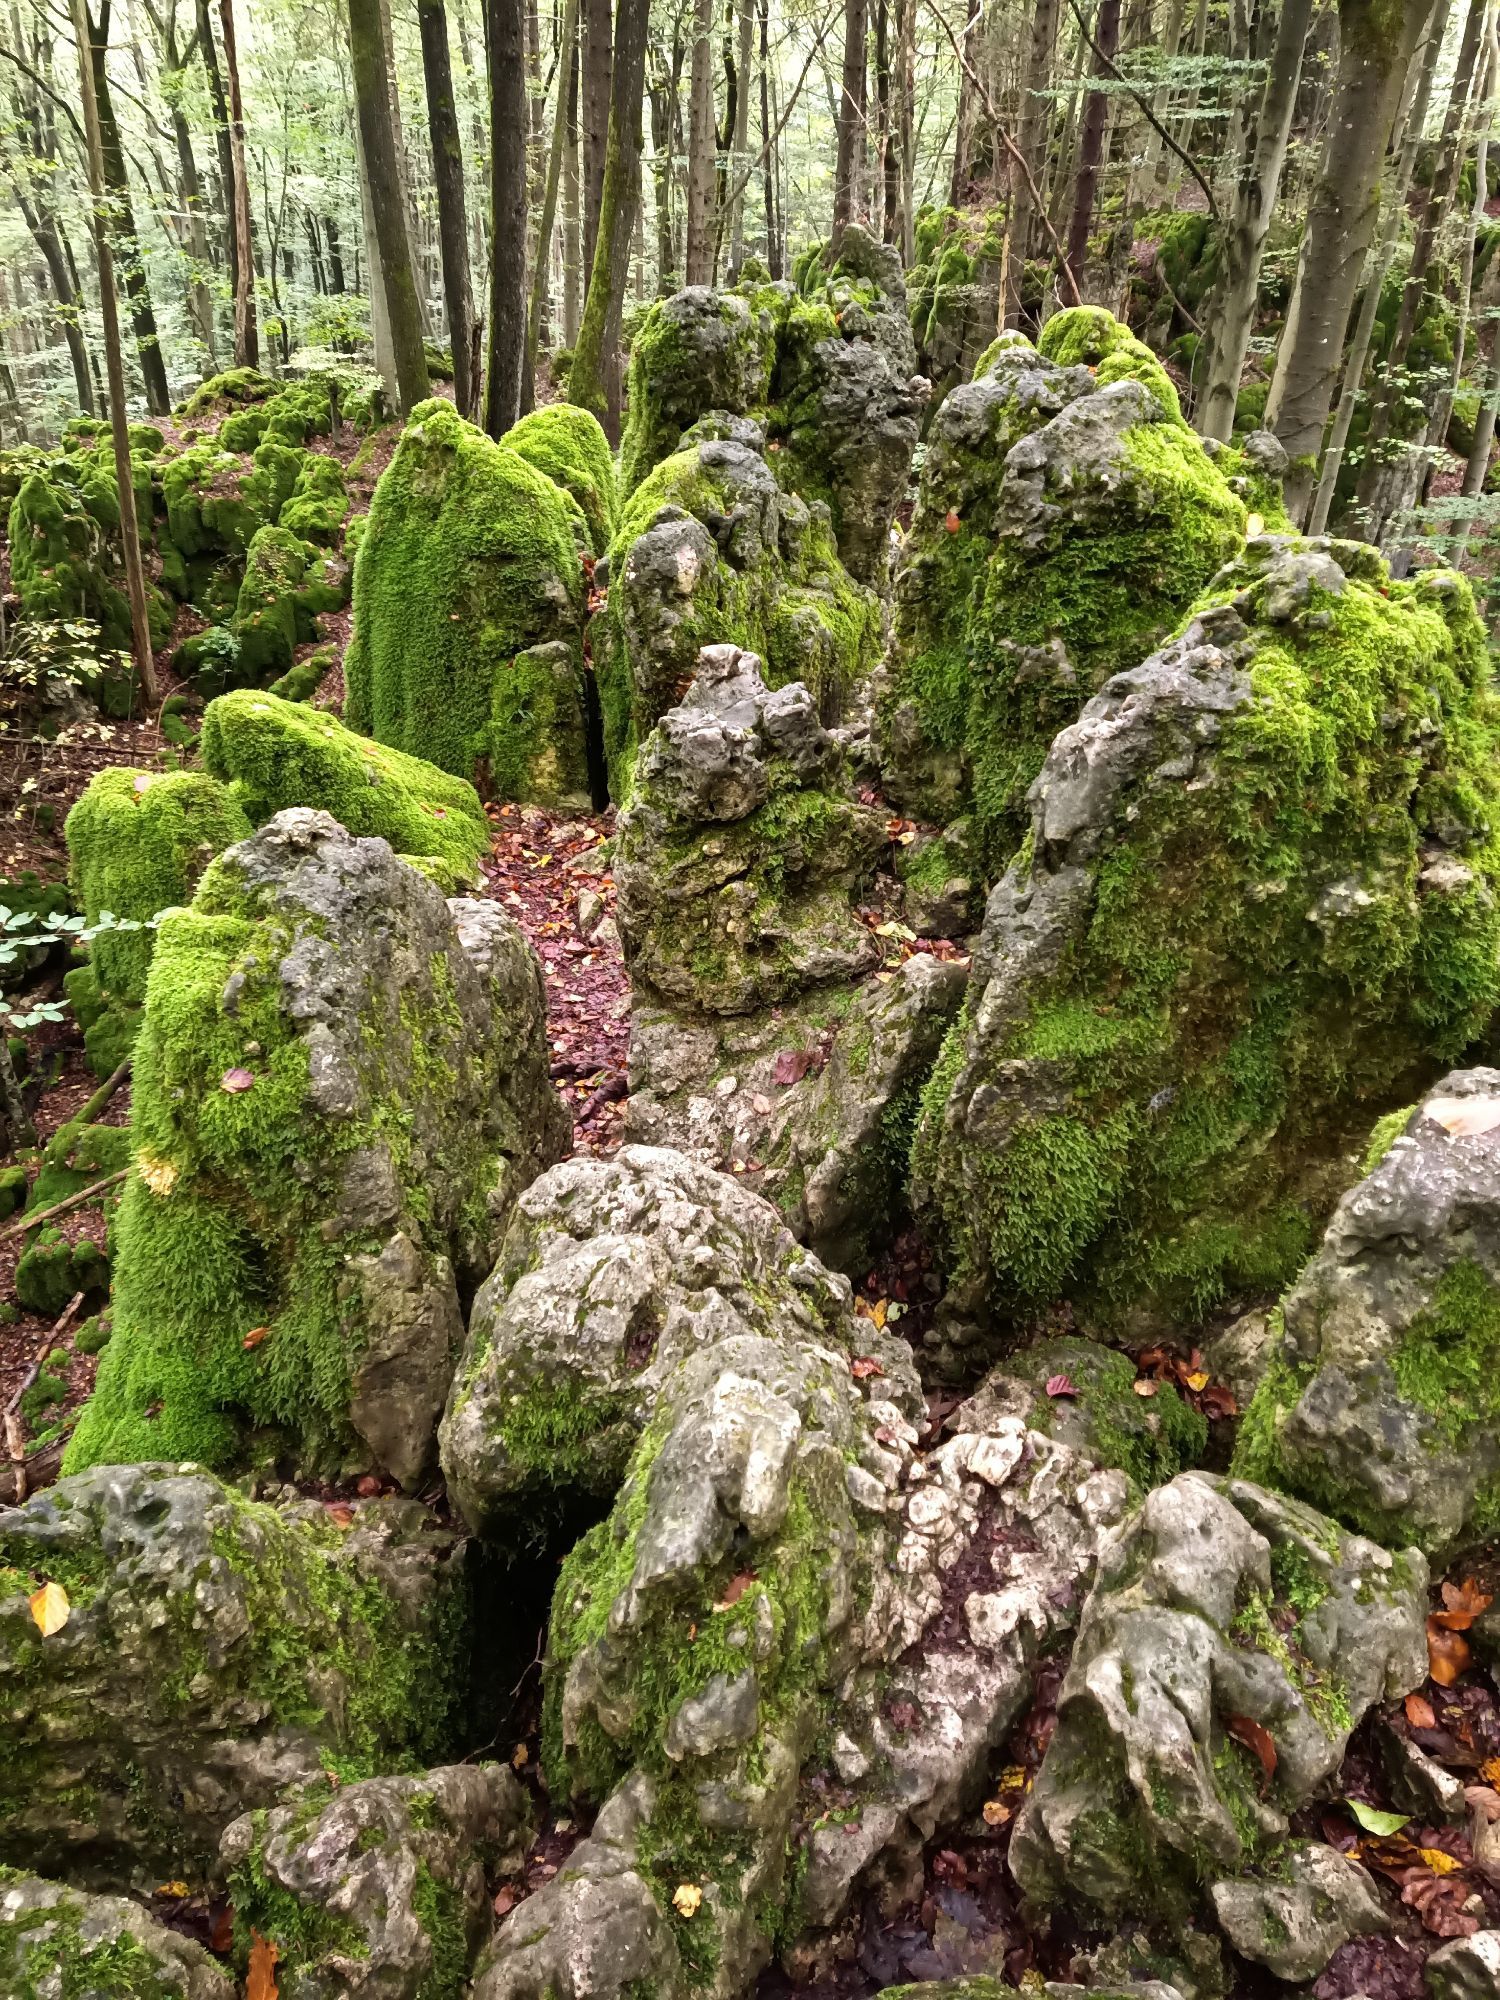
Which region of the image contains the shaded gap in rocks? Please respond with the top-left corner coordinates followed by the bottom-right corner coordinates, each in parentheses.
top-left (581, 666), bottom-right (610, 811)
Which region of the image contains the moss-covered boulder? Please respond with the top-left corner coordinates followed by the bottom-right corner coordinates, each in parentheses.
top-left (877, 318), bottom-right (1246, 867)
top-left (65, 810), bottom-right (567, 1489)
top-left (221, 1763), bottom-right (531, 2000)
top-left (66, 766), bottom-right (253, 1007)
top-left (0, 1873), bottom-right (233, 1998)
top-left (178, 366), bottom-right (279, 419)
top-left (1233, 1067), bottom-right (1500, 1554)
top-left (162, 439), bottom-right (304, 562)
top-left (344, 399), bottom-right (587, 794)
top-left (175, 525), bottom-right (346, 694)
top-left (503, 403), bottom-right (618, 554)
top-left (1009, 1473), bottom-right (1424, 1967)
top-left (913, 538), bottom-right (1500, 1342)
top-left (619, 286), bottom-right (779, 497)
top-left (201, 689), bottom-right (491, 885)
top-left (596, 430), bottom-right (880, 792)
top-left (15, 1224), bottom-right (109, 1317)
top-left (615, 645), bottom-right (884, 1014)
top-left (906, 206), bottom-right (1005, 409)
top-left (278, 453), bottom-right (350, 544)
top-left (7, 455), bottom-right (170, 674)
top-left (0, 1463), bottom-right (467, 1883)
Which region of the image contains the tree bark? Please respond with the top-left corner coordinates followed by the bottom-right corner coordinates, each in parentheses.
top-left (1196, 0), bottom-right (1317, 440)
top-left (1065, 0), bottom-right (1121, 290)
top-left (218, 0), bottom-right (258, 369)
top-left (759, 0), bottom-right (782, 271)
top-left (419, 0), bottom-right (478, 416)
top-left (831, 0), bottom-right (869, 250)
top-left (484, 0), bottom-right (530, 433)
top-left (85, 0), bottom-right (172, 413)
top-left (564, 26), bottom-right (583, 338)
top-left (70, 0), bottom-right (155, 707)
top-left (350, 0), bottom-right (429, 415)
top-left (527, 0), bottom-right (579, 391)
top-left (894, 0), bottom-right (914, 263)
top-left (568, 0), bottom-right (649, 436)
top-left (1004, 0), bottom-right (1060, 325)
top-left (580, 0), bottom-right (612, 273)
top-left (725, 0), bottom-right (756, 273)
top-left (684, 0), bottom-right (717, 282)
top-left (195, 0), bottom-right (237, 291)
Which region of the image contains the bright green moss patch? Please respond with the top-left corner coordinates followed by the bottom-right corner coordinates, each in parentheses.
top-left (503, 403), bottom-right (618, 553)
top-left (1036, 304), bottom-right (1184, 422)
top-left (1362, 1103), bottom-right (1416, 1174)
top-left (344, 399), bottom-right (586, 790)
top-left (201, 688), bottom-right (490, 882)
top-left (176, 526), bottom-right (345, 693)
top-left (179, 366), bottom-right (278, 418)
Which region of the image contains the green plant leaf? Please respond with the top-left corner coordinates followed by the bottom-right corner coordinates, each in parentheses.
top-left (1346, 1799), bottom-right (1411, 1835)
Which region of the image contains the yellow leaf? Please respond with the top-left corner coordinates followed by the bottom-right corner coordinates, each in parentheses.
top-left (511, 1742), bottom-right (529, 1769)
top-left (155, 1881), bottom-right (190, 1899)
top-left (138, 1154), bottom-right (178, 1198)
top-left (1185, 1370), bottom-right (1209, 1392)
top-left (981, 1799), bottom-right (1011, 1826)
top-left (1418, 1847), bottom-right (1464, 1875)
top-left (672, 1883), bottom-right (703, 1918)
top-left (1481, 1757), bottom-right (1500, 1787)
top-left (1245, 512), bottom-right (1265, 539)
top-left (29, 1580), bottom-right (69, 1636)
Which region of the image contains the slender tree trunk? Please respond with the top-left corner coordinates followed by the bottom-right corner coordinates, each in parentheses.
top-left (350, 0), bottom-right (429, 414)
top-left (759, 0), bottom-right (782, 272)
top-left (581, 0), bottom-right (612, 273)
top-left (895, 0), bottom-right (914, 263)
top-left (5, 166), bottom-right (94, 412)
top-left (1004, 0), bottom-right (1060, 325)
top-left (85, 1), bottom-right (172, 413)
top-left (568, 0), bottom-right (649, 436)
top-left (484, 0), bottom-right (530, 432)
top-left (684, 0), bottom-right (717, 281)
top-left (1264, 0), bottom-right (1433, 519)
top-left (70, 0), bottom-right (155, 706)
top-left (1065, 0), bottom-right (1120, 289)
top-left (948, 7), bottom-right (979, 205)
top-left (527, 0), bottom-right (579, 392)
top-left (649, 53), bottom-right (677, 286)
top-left (419, 0), bottom-right (478, 415)
top-left (219, 0), bottom-right (259, 369)
top-left (831, 0), bottom-right (869, 249)
top-left (1307, 0), bottom-right (1449, 532)
top-left (564, 28), bottom-right (583, 337)
top-left (353, 107), bottom-right (396, 395)
top-left (196, 0), bottom-right (237, 292)
top-left (726, 0), bottom-right (756, 272)
top-left (1196, 0), bottom-right (1316, 439)
top-left (1127, 0), bottom-right (1187, 206)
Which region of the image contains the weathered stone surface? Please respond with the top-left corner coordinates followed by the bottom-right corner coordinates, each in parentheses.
top-left (1425, 1930), bottom-right (1500, 1999)
top-left (221, 1763), bottom-right (530, 2000)
top-left (624, 948), bottom-right (967, 1273)
top-left (1208, 1843), bottom-right (1385, 1980)
top-left (440, 1143), bottom-right (879, 1530)
top-left (0, 1463), bottom-right (465, 1884)
top-left (1234, 1067), bottom-right (1500, 1554)
top-left (65, 811), bottom-right (568, 1489)
top-left (614, 647), bottom-right (885, 1015)
top-left (0, 1874), bottom-right (233, 1998)
top-left (1009, 1472), bottom-right (1426, 1937)
top-left (618, 288), bottom-right (778, 496)
top-left (913, 537), bottom-right (1500, 1343)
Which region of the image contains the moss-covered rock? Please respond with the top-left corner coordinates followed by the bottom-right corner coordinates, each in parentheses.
top-left (65, 767), bottom-right (253, 1007)
top-left (0, 1462), bottom-right (468, 1881)
top-left (278, 453), bottom-right (349, 544)
top-left (596, 431), bottom-right (880, 793)
top-left (878, 320), bottom-right (1246, 867)
top-left (343, 399), bottom-right (587, 794)
top-left (0, 1872), bottom-right (233, 1998)
top-left (615, 646), bottom-right (884, 1014)
top-left (201, 688), bottom-right (491, 884)
top-left (162, 439), bottom-right (304, 561)
top-left (1233, 1067), bottom-right (1500, 1554)
top-left (64, 809), bottom-right (567, 1488)
top-left (906, 207), bottom-right (1005, 411)
top-left (175, 525), bottom-right (346, 694)
top-left (178, 366), bottom-right (279, 419)
top-left (912, 538), bottom-right (1500, 1338)
top-left (25, 1119), bottom-right (132, 1218)
top-left (15, 1225), bottom-right (109, 1317)
top-left (619, 287), bottom-right (779, 497)
top-left (7, 455), bottom-right (169, 669)
top-left (503, 403), bottom-right (618, 554)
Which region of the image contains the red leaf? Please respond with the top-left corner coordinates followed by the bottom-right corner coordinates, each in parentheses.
top-left (242, 1325), bottom-right (271, 1350)
top-left (772, 1047), bottom-right (811, 1086)
top-left (1226, 1713), bottom-right (1278, 1786)
top-left (220, 1067), bottom-right (256, 1093)
top-left (1406, 1692), bottom-right (1438, 1729)
top-left (1045, 1373), bottom-right (1078, 1398)
top-left (944, 510), bottom-right (961, 533)
top-left (851, 1356), bottom-right (885, 1379)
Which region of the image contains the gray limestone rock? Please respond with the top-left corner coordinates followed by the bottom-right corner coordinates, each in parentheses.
top-left (1009, 1471), bottom-right (1427, 1934)
top-left (221, 1763), bottom-right (531, 2000)
top-left (1426, 1931), bottom-right (1500, 1999)
top-left (0, 1462), bottom-right (465, 1886)
top-left (1209, 1844), bottom-right (1386, 1980)
top-left (0, 1874), bottom-right (233, 1998)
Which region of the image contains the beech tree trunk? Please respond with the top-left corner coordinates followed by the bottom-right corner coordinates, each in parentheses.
top-left (1265, 0), bottom-right (1434, 520)
top-left (684, 0), bottom-right (717, 282)
top-left (1004, 0), bottom-right (1060, 325)
top-left (195, 0), bottom-right (237, 289)
top-left (568, 0), bottom-right (649, 435)
top-left (219, 0), bottom-right (258, 369)
top-left (418, 0), bottom-right (478, 416)
top-left (564, 27), bottom-right (583, 340)
top-left (527, 0), bottom-right (579, 395)
top-left (831, 0), bottom-right (869, 250)
top-left (580, 0), bottom-right (612, 273)
top-left (350, 0), bottom-right (429, 416)
top-left (1196, 0), bottom-right (1316, 440)
top-left (725, 0), bottom-right (756, 273)
top-left (86, 0), bottom-right (172, 413)
top-left (484, 0), bottom-right (530, 433)
top-left (1065, 0), bottom-right (1121, 289)
top-left (760, 0), bottom-right (783, 272)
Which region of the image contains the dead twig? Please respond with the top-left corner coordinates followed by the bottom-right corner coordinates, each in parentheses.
top-left (0, 1168), bottom-right (127, 1243)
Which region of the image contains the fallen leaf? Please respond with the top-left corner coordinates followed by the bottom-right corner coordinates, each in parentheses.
top-left (1434, 1577), bottom-right (1494, 1629)
top-left (511, 1742), bottom-right (529, 1768)
top-left (672, 1883), bottom-right (703, 1918)
top-left (493, 1883), bottom-right (518, 1917)
top-left (944, 509), bottom-right (960, 533)
top-left (209, 1904), bottom-right (234, 1954)
top-left (247, 1932), bottom-right (280, 2000)
top-left (1199, 1381), bottom-right (1239, 1419)
top-left (714, 1571), bottom-right (758, 1611)
top-left (1132, 1377), bottom-right (1158, 1397)
top-left (1227, 1713), bottom-right (1278, 1785)
top-left (220, 1067), bottom-right (256, 1093)
top-left (1245, 512), bottom-right (1265, 538)
top-left (981, 1799), bottom-right (1011, 1826)
top-left (851, 1356), bottom-right (885, 1379)
top-left (155, 1881), bottom-right (190, 1899)
top-left (772, 1048), bottom-right (811, 1086)
top-left (1348, 1798), bottom-right (1412, 1835)
top-left (1429, 1618), bottom-right (1474, 1686)
top-left (242, 1325), bottom-right (271, 1350)
top-left (324, 1502), bottom-right (355, 1529)
top-left (1418, 1847), bottom-right (1465, 1875)
top-left (29, 1580), bottom-right (69, 1636)
top-left (1185, 1369), bottom-right (1210, 1392)
top-left (1423, 1095), bottom-right (1500, 1137)
top-left (138, 1154), bottom-right (178, 1198)
top-left (356, 1475), bottom-right (383, 1497)
top-left (1045, 1373), bottom-right (1077, 1398)
top-left (1407, 1693), bottom-right (1439, 1729)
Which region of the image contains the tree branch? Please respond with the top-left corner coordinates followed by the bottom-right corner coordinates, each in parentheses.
top-left (0, 42), bottom-right (84, 144)
top-left (1063, 0), bottom-right (1221, 222)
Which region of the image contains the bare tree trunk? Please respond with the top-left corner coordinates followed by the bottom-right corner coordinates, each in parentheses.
top-left (948, 5), bottom-right (979, 205)
top-left (527, 0), bottom-right (579, 391)
top-left (726, 0), bottom-right (756, 272)
top-left (581, 0), bottom-right (612, 272)
top-left (649, 47), bottom-right (677, 286)
top-left (568, 0), bottom-right (649, 436)
top-left (1065, 0), bottom-right (1120, 289)
top-left (1264, 0), bottom-right (1433, 520)
top-left (219, 0), bottom-right (258, 369)
top-left (895, 0), bottom-right (914, 263)
top-left (70, 0), bottom-right (155, 707)
top-left (85, 0), bottom-right (172, 413)
top-left (195, 0), bottom-right (237, 291)
top-left (1004, 0), bottom-right (1060, 325)
top-left (419, 0), bottom-right (478, 415)
top-left (4, 160), bottom-right (95, 412)
top-left (684, 0), bottom-right (717, 281)
top-left (1196, 0), bottom-right (1316, 439)
top-left (484, 0), bottom-right (530, 432)
top-left (353, 107), bottom-right (396, 396)
top-left (831, 0), bottom-right (869, 249)
top-left (350, 0), bottom-right (429, 414)
top-left (759, 0), bottom-right (782, 271)
top-left (380, 0), bottom-right (433, 338)
top-left (564, 28), bottom-right (583, 337)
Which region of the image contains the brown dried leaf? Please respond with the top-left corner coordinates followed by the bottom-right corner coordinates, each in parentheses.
top-left (242, 1325), bottom-right (271, 1350)
top-left (1428, 1618), bottom-right (1474, 1687)
top-left (1226, 1713), bottom-right (1278, 1786)
top-left (247, 1933), bottom-right (280, 2000)
top-left (713, 1572), bottom-right (758, 1611)
top-left (851, 1356), bottom-right (885, 1380)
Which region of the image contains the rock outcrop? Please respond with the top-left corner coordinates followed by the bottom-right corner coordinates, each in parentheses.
top-left (0, 1463), bottom-right (466, 1882)
top-left (0, 1873), bottom-right (233, 1998)
top-left (914, 536), bottom-right (1500, 1344)
top-left (65, 810), bottom-right (567, 1489)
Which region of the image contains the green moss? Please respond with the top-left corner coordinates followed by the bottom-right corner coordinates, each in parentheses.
top-left (0, 1883), bottom-right (193, 1998)
top-left (278, 454), bottom-right (349, 544)
top-left (503, 404), bottom-right (618, 554)
top-left (26, 1120), bottom-right (132, 1217)
top-left (176, 525), bottom-right (345, 693)
top-left (1362, 1103), bottom-right (1415, 1174)
top-left (618, 292), bottom-right (777, 497)
top-left (343, 399), bottom-right (586, 791)
top-left (15, 1226), bottom-right (108, 1317)
top-left (65, 767), bottom-right (252, 1005)
top-left (1037, 304), bottom-right (1184, 422)
top-left (179, 366), bottom-right (279, 418)
top-left (201, 688), bottom-right (491, 883)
